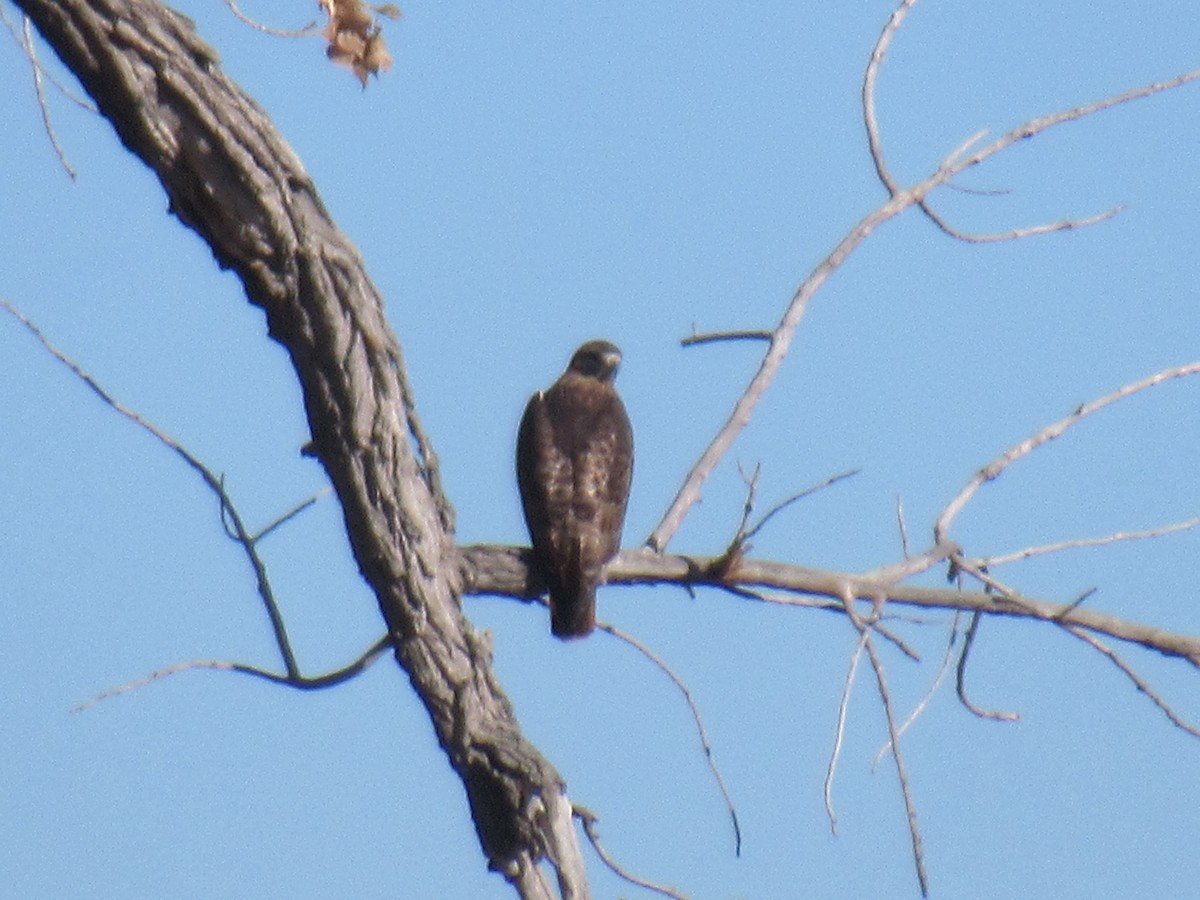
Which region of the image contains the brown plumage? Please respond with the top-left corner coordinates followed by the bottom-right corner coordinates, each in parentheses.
top-left (516, 340), bottom-right (634, 638)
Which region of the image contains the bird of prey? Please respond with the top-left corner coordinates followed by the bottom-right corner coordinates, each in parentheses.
top-left (516, 340), bottom-right (634, 638)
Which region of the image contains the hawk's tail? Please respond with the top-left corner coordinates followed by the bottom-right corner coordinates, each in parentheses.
top-left (550, 584), bottom-right (597, 639)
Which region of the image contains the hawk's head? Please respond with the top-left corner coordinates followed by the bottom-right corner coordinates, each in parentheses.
top-left (568, 339), bottom-right (622, 384)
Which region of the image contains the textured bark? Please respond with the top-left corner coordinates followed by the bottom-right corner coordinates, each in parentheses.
top-left (14, 0), bottom-right (585, 893)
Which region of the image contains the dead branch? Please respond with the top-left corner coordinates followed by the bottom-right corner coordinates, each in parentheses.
top-left (459, 545), bottom-right (1200, 668)
top-left (1061, 626), bottom-right (1200, 740)
top-left (839, 590), bottom-right (928, 897)
top-left (223, 0), bottom-right (318, 37)
top-left (824, 633), bottom-right (866, 836)
top-left (680, 328), bottom-right (773, 346)
top-left (873, 616), bottom-right (960, 770)
top-left (955, 610), bottom-right (1019, 722)
top-left (599, 621), bottom-right (742, 858)
top-left (935, 360), bottom-right (1200, 543)
top-left (647, 0), bottom-right (1200, 555)
top-left (1, 298), bottom-right (307, 679)
top-left (70, 636), bottom-right (392, 713)
top-left (974, 517), bottom-right (1200, 569)
top-left (573, 806), bottom-right (688, 900)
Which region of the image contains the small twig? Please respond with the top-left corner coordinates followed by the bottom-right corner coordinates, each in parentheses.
top-left (71, 636), bottom-right (393, 713)
top-left (0, 299), bottom-right (318, 681)
top-left (917, 199), bottom-right (1124, 243)
top-left (955, 611), bottom-right (1020, 722)
top-left (874, 615), bottom-right (960, 770)
top-left (824, 633), bottom-right (866, 835)
top-left (976, 516), bottom-right (1200, 568)
top-left (1053, 587), bottom-right (1098, 622)
top-left (224, 0), bottom-right (318, 37)
top-left (573, 805), bottom-right (688, 900)
top-left (253, 486), bottom-right (334, 542)
top-left (895, 495), bottom-right (910, 558)
top-left (0, 6), bottom-right (95, 111)
top-left (17, 13), bottom-right (76, 177)
top-left (742, 469), bottom-right (861, 545)
top-left (936, 360), bottom-right (1200, 543)
top-left (681, 329), bottom-right (774, 347)
top-left (862, 0), bottom-right (918, 195)
top-left (600, 621), bottom-right (742, 857)
top-left (716, 583), bottom-right (923, 661)
top-left (1062, 626), bottom-right (1200, 739)
top-left (839, 589), bottom-right (928, 897)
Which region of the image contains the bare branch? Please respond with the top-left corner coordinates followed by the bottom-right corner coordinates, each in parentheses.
top-left (917, 198), bottom-right (1124, 243)
top-left (600, 621), bottom-right (742, 858)
top-left (742, 469), bottom-right (861, 545)
top-left (681, 328), bottom-right (773, 346)
top-left (824, 633), bottom-right (866, 835)
top-left (1, 298), bottom-right (305, 679)
top-left (1063, 627), bottom-right (1200, 739)
top-left (839, 591), bottom-right (928, 897)
top-left (70, 636), bottom-right (393, 713)
top-left (937, 360), bottom-right (1200, 542)
top-left (461, 544), bottom-right (1200, 666)
top-left (873, 615), bottom-right (960, 770)
top-left (895, 495), bottom-right (910, 558)
top-left (949, 69), bottom-right (1200, 179)
top-left (862, 0), bottom-right (918, 196)
top-left (253, 487), bottom-right (334, 542)
top-left (955, 611), bottom-right (1020, 722)
top-left (574, 806), bottom-right (688, 900)
top-left (223, 0), bottom-right (318, 37)
top-left (650, 48), bottom-right (1199, 556)
top-left (976, 516), bottom-right (1200, 568)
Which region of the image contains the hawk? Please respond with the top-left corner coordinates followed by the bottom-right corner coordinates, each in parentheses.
top-left (516, 340), bottom-right (634, 638)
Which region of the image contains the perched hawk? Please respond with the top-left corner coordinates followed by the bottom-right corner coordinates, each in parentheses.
top-left (516, 340), bottom-right (634, 638)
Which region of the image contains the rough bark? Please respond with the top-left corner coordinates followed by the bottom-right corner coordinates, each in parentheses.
top-left (14, 0), bottom-right (584, 893)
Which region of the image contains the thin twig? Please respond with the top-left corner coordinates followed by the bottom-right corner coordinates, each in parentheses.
top-left (742, 469), bottom-right (861, 544)
top-left (1, 299), bottom-right (304, 678)
top-left (955, 611), bottom-right (1020, 722)
top-left (862, 0), bottom-right (918, 196)
top-left (839, 589), bottom-right (928, 897)
top-left (917, 199), bottom-right (1123, 243)
top-left (935, 360), bottom-right (1200, 542)
top-left (254, 486), bottom-right (334, 542)
top-left (681, 329), bottom-right (774, 347)
top-left (573, 805), bottom-right (688, 900)
top-left (224, 0), bottom-right (318, 37)
top-left (0, 6), bottom-right (95, 111)
top-left (976, 516), bottom-right (1200, 568)
top-left (20, 13), bottom-right (76, 177)
top-left (896, 495), bottom-right (910, 559)
top-left (600, 621), bottom-right (742, 857)
top-left (1053, 587), bottom-right (1098, 622)
top-left (873, 615), bottom-right (960, 770)
top-left (824, 633), bottom-right (866, 835)
top-left (70, 636), bottom-right (393, 713)
top-left (1063, 626), bottom-right (1200, 739)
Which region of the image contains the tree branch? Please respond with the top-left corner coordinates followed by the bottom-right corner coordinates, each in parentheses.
top-left (14, 0), bottom-right (580, 892)
top-left (459, 545), bottom-right (1200, 667)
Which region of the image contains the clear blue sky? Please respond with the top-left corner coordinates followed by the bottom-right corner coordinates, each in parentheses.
top-left (3, 2), bottom-right (1199, 897)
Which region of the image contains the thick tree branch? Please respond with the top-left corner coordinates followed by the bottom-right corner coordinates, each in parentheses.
top-left (460, 545), bottom-right (1200, 667)
top-left (14, 0), bottom-right (582, 893)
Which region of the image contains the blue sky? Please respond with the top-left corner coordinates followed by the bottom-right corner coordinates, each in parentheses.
top-left (3, 2), bottom-right (1199, 897)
